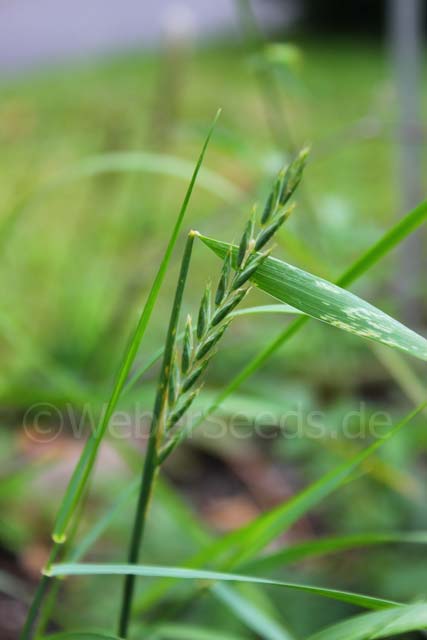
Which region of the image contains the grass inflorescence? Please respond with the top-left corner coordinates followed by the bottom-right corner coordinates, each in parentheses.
top-left (163, 148), bottom-right (308, 436)
top-left (117, 148), bottom-right (308, 637)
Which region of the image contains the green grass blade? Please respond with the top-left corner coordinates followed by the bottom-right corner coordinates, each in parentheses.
top-left (0, 569), bottom-right (29, 603)
top-left (171, 400), bottom-right (426, 571)
top-left (336, 200), bottom-right (427, 288)
top-left (48, 563), bottom-right (399, 610)
top-left (307, 603), bottom-right (427, 640)
top-left (230, 304), bottom-right (302, 317)
top-left (67, 480), bottom-right (139, 563)
top-left (212, 583), bottom-right (295, 640)
top-left (215, 402), bottom-right (426, 567)
top-left (51, 110), bottom-right (220, 543)
top-left (71, 461), bottom-right (290, 639)
top-left (133, 401), bottom-right (425, 618)
top-left (243, 532), bottom-right (427, 573)
top-left (42, 633), bottom-right (121, 640)
top-left (199, 234), bottom-right (427, 361)
top-left (60, 150), bottom-right (242, 202)
top-left (143, 623), bottom-right (247, 640)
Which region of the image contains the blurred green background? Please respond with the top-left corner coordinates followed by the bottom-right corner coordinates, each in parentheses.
top-left (1, 1), bottom-right (427, 638)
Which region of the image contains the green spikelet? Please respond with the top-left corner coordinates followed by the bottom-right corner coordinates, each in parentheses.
top-left (279, 147), bottom-right (309, 206)
top-left (261, 191), bottom-right (274, 225)
top-left (215, 249), bottom-right (232, 306)
top-left (197, 284), bottom-right (211, 340)
top-left (232, 249), bottom-right (271, 289)
top-left (182, 358), bottom-right (210, 393)
top-left (181, 315), bottom-right (193, 374)
top-left (211, 288), bottom-right (248, 326)
top-left (168, 353), bottom-right (180, 406)
top-left (255, 207), bottom-right (293, 251)
top-left (195, 320), bottom-right (231, 361)
top-left (237, 219), bottom-right (252, 267)
top-left (166, 388), bottom-right (199, 430)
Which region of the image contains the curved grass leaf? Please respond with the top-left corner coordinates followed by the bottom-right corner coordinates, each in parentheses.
top-left (337, 200), bottom-right (427, 288)
top-left (307, 603), bottom-right (427, 640)
top-left (243, 531), bottom-right (427, 573)
top-left (58, 151), bottom-right (242, 202)
top-left (66, 471), bottom-right (294, 640)
top-left (67, 480), bottom-right (139, 563)
top-left (143, 623), bottom-right (247, 640)
top-left (199, 235), bottom-right (427, 361)
top-left (48, 563), bottom-right (398, 610)
top-left (52, 111), bottom-right (220, 542)
top-left (43, 633), bottom-right (121, 640)
top-left (212, 583), bottom-right (295, 640)
top-left (133, 401), bottom-right (426, 615)
top-left (191, 401), bottom-right (426, 568)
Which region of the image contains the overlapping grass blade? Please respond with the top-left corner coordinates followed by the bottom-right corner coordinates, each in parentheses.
top-left (66, 470), bottom-right (292, 639)
top-left (133, 400), bottom-right (425, 615)
top-left (199, 234), bottom-right (427, 361)
top-left (42, 633), bottom-right (121, 640)
top-left (337, 200), bottom-right (427, 288)
top-left (51, 110), bottom-right (220, 542)
top-left (67, 480), bottom-right (139, 563)
top-left (61, 150), bottom-right (242, 202)
top-left (307, 603), bottom-right (427, 640)
top-left (142, 623), bottom-right (247, 640)
top-left (48, 563), bottom-right (399, 610)
top-left (243, 531), bottom-right (427, 573)
top-left (206, 401), bottom-right (426, 568)
top-left (212, 583), bottom-right (295, 640)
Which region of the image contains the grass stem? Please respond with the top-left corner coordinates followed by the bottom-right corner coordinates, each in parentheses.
top-left (19, 543), bottom-right (61, 640)
top-left (118, 232), bottom-right (196, 637)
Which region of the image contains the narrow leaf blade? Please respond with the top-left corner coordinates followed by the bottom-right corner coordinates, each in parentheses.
top-left (48, 563), bottom-right (399, 610)
top-left (199, 235), bottom-right (427, 361)
top-left (213, 583), bottom-right (295, 640)
top-left (51, 111), bottom-right (220, 542)
top-left (243, 531), bottom-right (427, 573)
top-left (307, 603), bottom-right (427, 640)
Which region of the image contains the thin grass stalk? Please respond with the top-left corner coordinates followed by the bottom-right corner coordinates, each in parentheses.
top-left (33, 481), bottom-right (93, 638)
top-left (21, 113), bottom-right (219, 640)
top-left (52, 110), bottom-right (220, 543)
top-left (118, 232), bottom-right (196, 637)
top-left (19, 543), bottom-right (61, 640)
